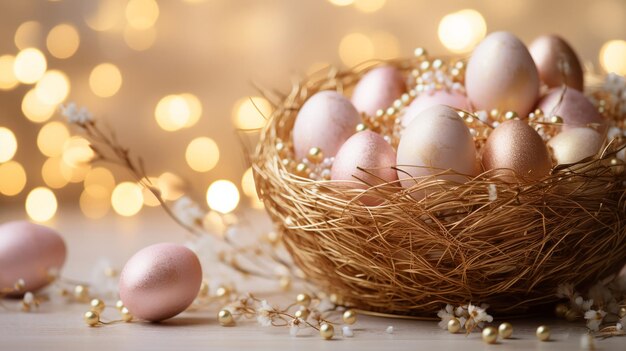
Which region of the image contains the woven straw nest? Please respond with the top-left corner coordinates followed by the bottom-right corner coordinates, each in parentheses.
top-left (252, 57), bottom-right (626, 316)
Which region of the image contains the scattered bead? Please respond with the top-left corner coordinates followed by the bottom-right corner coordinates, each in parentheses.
top-left (414, 47), bottom-right (427, 58)
top-left (447, 317), bottom-right (461, 333)
top-left (90, 299), bottom-right (105, 313)
top-left (218, 309), bottom-right (234, 326)
top-left (355, 123), bottom-right (368, 132)
top-left (14, 279), bottom-right (25, 291)
top-left (482, 326), bottom-right (498, 344)
top-left (74, 285), bottom-right (89, 301)
top-left (342, 325), bottom-right (354, 337)
top-left (279, 276), bottom-right (291, 291)
top-left (296, 293), bottom-right (311, 307)
top-left (342, 309), bottom-right (357, 325)
top-left (216, 286), bottom-right (230, 298)
top-left (84, 311), bottom-right (99, 327)
top-left (498, 322), bottom-right (513, 339)
top-left (504, 111), bottom-right (518, 120)
top-left (294, 307), bottom-right (310, 320)
top-left (115, 300), bottom-right (125, 311)
top-left (536, 325), bottom-right (550, 341)
top-left (619, 306), bottom-right (626, 318)
top-left (550, 115), bottom-right (563, 124)
top-left (120, 307), bottom-right (133, 322)
top-left (295, 163), bottom-right (309, 177)
top-left (307, 147), bottom-right (324, 163)
top-left (385, 325), bottom-right (394, 334)
top-left (320, 323), bottom-right (334, 340)
top-left (198, 280), bottom-right (209, 297)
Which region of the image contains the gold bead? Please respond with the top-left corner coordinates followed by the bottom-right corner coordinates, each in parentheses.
top-left (454, 60), bottom-right (465, 69)
top-left (14, 279), bottom-right (25, 291)
top-left (534, 108), bottom-right (543, 116)
top-left (342, 309), bottom-right (357, 325)
top-left (216, 286), bottom-right (230, 298)
top-left (329, 293), bottom-right (343, 305)
top-left (198, 280), bottom-right (209, 297)
top-left (482, 326), bottom-right (498, 344)
top-left (550, 115), bottom-right (563, 124)
top-left (120, 307), bottom-right (133, 322)
top-left (104, 267), bottom-right (118, 277)
top-left (218, 309), bottom-right (234, 326)
top-left (115, 300), bottom-right (125, 311)
top-left (319, 323), bottom-right (334, 340)
top-left (414, 47), bottom-right (427, 58)
top-left (419, 61), bottom-right (430, 71)
top-left (355, 123), bottom-right (368, 132)
top-left (432, 59), bottom-right (443, 69)
top-left (294, 307), bottom-right (310, 320)
top-left (84, 311), bottom-right (99, 327)
top-left (276, 141), bottom-right (285, 153)
top-left (498, 322), bottom-right (513, 339)
top-left (295, 163), bottom-right (309, 177)
top-left (267, 231), bottom-right (280, 244)
top-left (281, 158), bottom-right (293, 168)
top-left (565, 309), bottom-right (579, 322)
top-left (279, 276), bottom-right (291, 291)
top-left (555, 303), bottom-right (568, 318)
top-left (489, 109), bottom-right (500, 118)
top-left (619, 306), bottom-right (626, 318)
top-left (307, 147), bottom-right (324, 163)
top-left (375, 109), bottom-right (385, 118)
top-left (296, 293), bottom-right (311, 307)
top-left (447, 317), bottom-right (461, 333)
top-left (89, 299), bottom-right (105, 313)
top-left (74, 285), bottom-right (89, 301)
top-left (504, 111), bottom-right (518, 120)
top-left (536, 325), bottom-right (550, 341)
top-left (385, 107), bottom-right (396, 116)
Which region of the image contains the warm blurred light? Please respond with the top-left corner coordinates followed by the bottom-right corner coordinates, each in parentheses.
top-left (0, 161), bottom-right (27, 196)
top-left (80, 188), bottom-right (111, 219)
top-left (158, 172), bottom-right (185, 201)
top-left (89, 63), bottom-right (123, 98)
top-left (371, 31), bottom-right (400, 59)
top-left (141, 176), bottom-right (161, 207)
top-left (600, 40), bottom-right (626, 75)
top-left (84, 167), bottom-right (116, 197)
top-left (328, 0), bottom-right (354, 6)
top-left (0, 55), bottom-right (19, 90)
top-left (123, 25), bottom-right (157, 51)
top-left (354, 0), bottom-right (386, 13)
top-left (182, 0), bottom-right (207, 3)
top-left (85, 0), bottom-right (125, 31)
top-left (62, 136), bottom-right (94, 168)
top-left (126, 0), bottom-right (160, 30)
top-left (25, 187), bottom-right (57, 222)
top-left (155, 95), bottom-right (191, 131)
top-left (22, 89), bottom-right (56, 123)
top-left (180, 93), bottom-right (202, 127)
top-left (111, 182), bottom-right (143, 216)
top-left (0, 127), bottom-right (17, 162)
top-left (438, 9), bottom-right (487, 54)
top-left (35, 70), bottom-right (70, 105)
top-left (232, 96), bottom-right (272, 130)
top-left (13, 48), bottom-right (47, 84)
top-left (42, 158), bottom-right (69, 189)
top-left (241, 167), bottom-right (264, 209)
top-left (46, 23), bottom-right (80, 59)
top-left (185, 137), bottom-right (219, 172)
top-left (339, 32), bottom-right (375, 67)
top-left (206, 180), bottom-right (240, 214)
top-left (37, 121), bottom-right (70, 157)
top-left (14, 21), bottom-right (42, 50)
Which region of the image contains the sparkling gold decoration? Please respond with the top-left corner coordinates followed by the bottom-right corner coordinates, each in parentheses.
top-left (447, 318), bottom-right (461, 333)
top-left (84, 311), bottom-right (99, 327)
top-left (218, 309), bottom-right (234, 326)
top-left (342, 309), bottom-right (357, 325)
top-left (198, 280), bottom-right (209, 297)
top-left (482, 326), bottom-right (498, 344)
top-left (296, 293), bottom-right (311, 307)
top-left (89, 299), bottom-right (105, 313)
top-left (504, 111), bottom-right (518, 120)
top-left (115, 300), bottom-right (125, 311)
top-left (319, 323), bottom-right (334, 340)
top-left (74, 285), bottom-right (89, 301)
top-left (536, 325), bottom-right (550, 341)
top-left (307, 147), bottom-right (324, 163)
top-left (294, 307), bottom-right (310, 320)
top-left (120, 307), bottom-right (133, 322)
top-left (295, 163), bottom-right (309, 177)
top-left (216, 286), bottom-right (230, 298)
top-left (356, 123), bottom-right (368, 132)
top-left (498, 322), bottom-right (513, 339)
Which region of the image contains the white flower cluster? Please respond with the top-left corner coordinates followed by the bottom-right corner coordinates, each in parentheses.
top-left (256, 299), bottom-right (274, 327)
top-left (556, 281), bottom-right (624, 332)
top-left (60, 102), bottom-right (93, 125)
top-left (437, 303), bottom-right (493, 332)
top-left (172, 196), bottom-right (206, 229)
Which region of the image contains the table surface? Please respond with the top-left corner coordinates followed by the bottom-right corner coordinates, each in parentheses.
top-left (0, 206), bottom-right (624, 351)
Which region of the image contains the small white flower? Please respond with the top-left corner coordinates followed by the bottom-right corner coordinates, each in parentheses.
top-left (618, 316), bottom-right (626, 330)
top-left (256, 300), bottom-right (273, 327)
top-left (23, 292), bottom-right (34, 304)
top-left (581, 299), bottom-right (594, 312)
top-left (342, 325), bottom-right (354, 337)
top-left (288, 318), bottom-right (305, 336)
top-left (584, 309), bottom-right (606, 331)
top-left (580, 333), bottom-right (595, 350)
top-left (61, 102), bottom-right (93, 124)
top-left (487, 184), bottom-right (497, 201)
top-left (437, 304), bottom-right (455, 330)
top-left (172, 196), bottom-right (206, 229)
top-left (385, 326), bottom-right (394, 334)
top-left (316, 298), bottom-right (335, 312)
top-left (468, 303), bottom-right (493, 324)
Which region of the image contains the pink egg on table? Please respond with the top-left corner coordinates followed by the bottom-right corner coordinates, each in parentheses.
top-left (401, 90), bottom-right (469, 127)
top-left (119, 243), bottom-right (202, 322)
top-left (537, 88), bottom-right (606, 134)
top-left (351, 66), bottom-right (406, 117)
top-left (292, 90), bottom-right (361, 160)
top-left (0, 221), bottom-right (66, 296)
top-left (331, 130), bottom-right (398, 206)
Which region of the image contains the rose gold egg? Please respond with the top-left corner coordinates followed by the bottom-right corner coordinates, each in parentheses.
top-left (538, 88), bottom-right (606, 133)
top-left (482, 120), bottom-right (552, 182)
top-left (119, 243), bottom-right (202, 322)
top-left (397, 105), bottom-right (478, 199)
top-left (466, 31), bottom-right (540, 117)
top-left (331, 130), bottom-right (398, 206)
top-left (529, 35), bottom-right (584, 91)
top-left (0, 221), bottom-right (66, 296)
top-left (548, 128), bottom-right (604, 165)
top-left (351, 66), bottom-right (406, 117)
top-left (401, 89), bottom-right (469, 127)
top-left (293, 90), bottom-right (361, 159)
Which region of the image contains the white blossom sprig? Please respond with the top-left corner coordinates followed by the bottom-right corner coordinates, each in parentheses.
top-left (437, 302), bottom-right (492, 334)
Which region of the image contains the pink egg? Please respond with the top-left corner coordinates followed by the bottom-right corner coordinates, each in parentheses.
top-left (401, 90), bottom-right (469, 127)
top-left (528, 35), bottom-right (584, 91)
top-left (331, 130), bottom-right (398, 206)
top-left (537, 88), bottom-right (606, 133)
top-left (351, 66), bottom-right (406, 117)
top-left (119, 243), bottom-right (202, 322)
top-left (0, 221), bottom-right (66, 296)
top-left (293, 90), bottom-right (361, 159)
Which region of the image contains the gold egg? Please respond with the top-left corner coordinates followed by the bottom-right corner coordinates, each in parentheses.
top-left (218, 309), bottom-right (234, 326)
top-left (536, 325), bottom-right (550, 341)
top-left (294, 307), bottom-right (310, 320)
top-left (296, 293), bottom-right (311, 307)
top-left (84, 311), bottom-right (99, 327)
top-left (319, 323), bottom-right (334, 340)
top-left (447, 318), bottom-right (461, 333)
top-left (120, 307), bottom-right (133, 322)
top-left (342, 309), bottom-right (357, 325)
top-left (89, 299), bottom-right (105, 313)
top-left (482, 326), bottom-right (498, 344)
top-left (498, 322), bottom-right (513, 339)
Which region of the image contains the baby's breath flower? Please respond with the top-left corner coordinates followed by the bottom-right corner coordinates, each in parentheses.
top-left (256, 300), bottom-right (273, 327)
top-left (288, 317), bottom-right (305, 336)
top-left (437, 304), bottom-right (455, 330)
top-left (584, 309), bottom-right (606, 331)
top-left (23, 292), bottom-right (34, 304)
top-left (342, 325), bottom-right (354, 337)
top-left (487, 184), bottom-right (497, 201)
top-left (172, 196), bottom-right (206, 229)
top-left (61, 102), bottom-right (93, 125)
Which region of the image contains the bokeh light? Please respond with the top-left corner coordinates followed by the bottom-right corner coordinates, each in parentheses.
top-left (241, 167), bottom-right (264, 209)
top-left (180, 93), bottom-right (202, 127)
top-left (0, 55), bottom-right (19, 90)
top-left (155, 94), bottom-right (191, 131)
top-left (35, 70), bottom-right (70, 105)
top-left (339, 32), bottom-right (375, 67)
top-left (84, 0), bottom-right (125, 32)
top-left (232, 96), bottom-right (272, 130)
top-left (14, 21), bottom-right (42, 50)
top-left (111, 182), bottom-right (144, 216)
top-left (13, 48), bottom-right (47, 84)
top-left (0, 161), bottom-right (27, 196)
top-left (438, 9), bottom-right (487, 53)
top-left (46, 23), bottom-right (80, 59)
top-left (0, 127), bottom-right (18, 162)
top-left (371, 31), bottom-right (400, 59)
top-left (80, 188), bottom-right (111, 219)
top-left (328, 0), bottom-right (354, 6)
top-left (185, 137), bottom-right (220, 172)
top-left (600, 40), bottom-right (626, 75)
top-left (22, 89), bottom-right (57, 123)
top-left (354, 0), bottom-right (386, 13)
top-left (141, 176), bottom-right (161, 207)
top-left (206, 179), bottom-right (240, 214)
top-left (84, 167), bottom-right (116, 197)
top-left (37, 121), bottom-right (70, 157)
top-left (126, 0), bottom-right (160, 30)
top-left (62, 136), bottom-right (94, 168)
top-left (123, 25), bottom-right (157, 51)
top-left (25, 187), bottom-right (57, 222)
top-left (89, 63), bottom-right (123, 98)
top-left (41, 158), bottom-right (69, 189)
top-left (158, 172), bottom-right (185, 201)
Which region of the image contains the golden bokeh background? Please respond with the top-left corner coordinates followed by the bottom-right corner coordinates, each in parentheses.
top-left (0, 0), bottom-right (625, 222)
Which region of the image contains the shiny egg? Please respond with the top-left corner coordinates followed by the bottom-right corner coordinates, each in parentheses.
top-left (482, 120), bottom-right (552, 182)
top-left (548, 127), bottom-right (604, 165)
top-left (397, 105), bottom-right (478, 199)
top-left (331, 130), bottom-right (398, 206)
top-left (293, 90), bottom-right (361, 159)
top-left (0, 221), bottom-right (66, 296)
top-left (401, 89), bottom-right (469, 127)
top-left (351, 66), bottom-right (406, 117)
top-left (529, 35), bottom-right (584, 91)
top-left (538, 88), bottom-right (606, 133)
top-left (466, 31), bottom-right (540, 117)
top-left (119, 243), bottom-right (202, 322)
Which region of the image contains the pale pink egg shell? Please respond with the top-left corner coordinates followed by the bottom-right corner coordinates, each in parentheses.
top-left (0, 221), bottom-right (66, 296)
top-left (466, 31), bottom-right (540, 117)
top-left (351, 66), bottom-right (406, 117)
top-left (331, 130), bottom-right (398, 206)
top-left (538, 88), bottom-right (606, 134)
top-left (401, 90), bottom-right (469, 128)
top-left (528, 34), bottom-right (584, 91)
top-left (293, 90), bottom-right (361, 159)
top-left (119, 243), bottom-right (202, 322)
top-left (396, 105), bottom-right (478, 199)
top-left (547, 127), bottom-right (604, 165)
